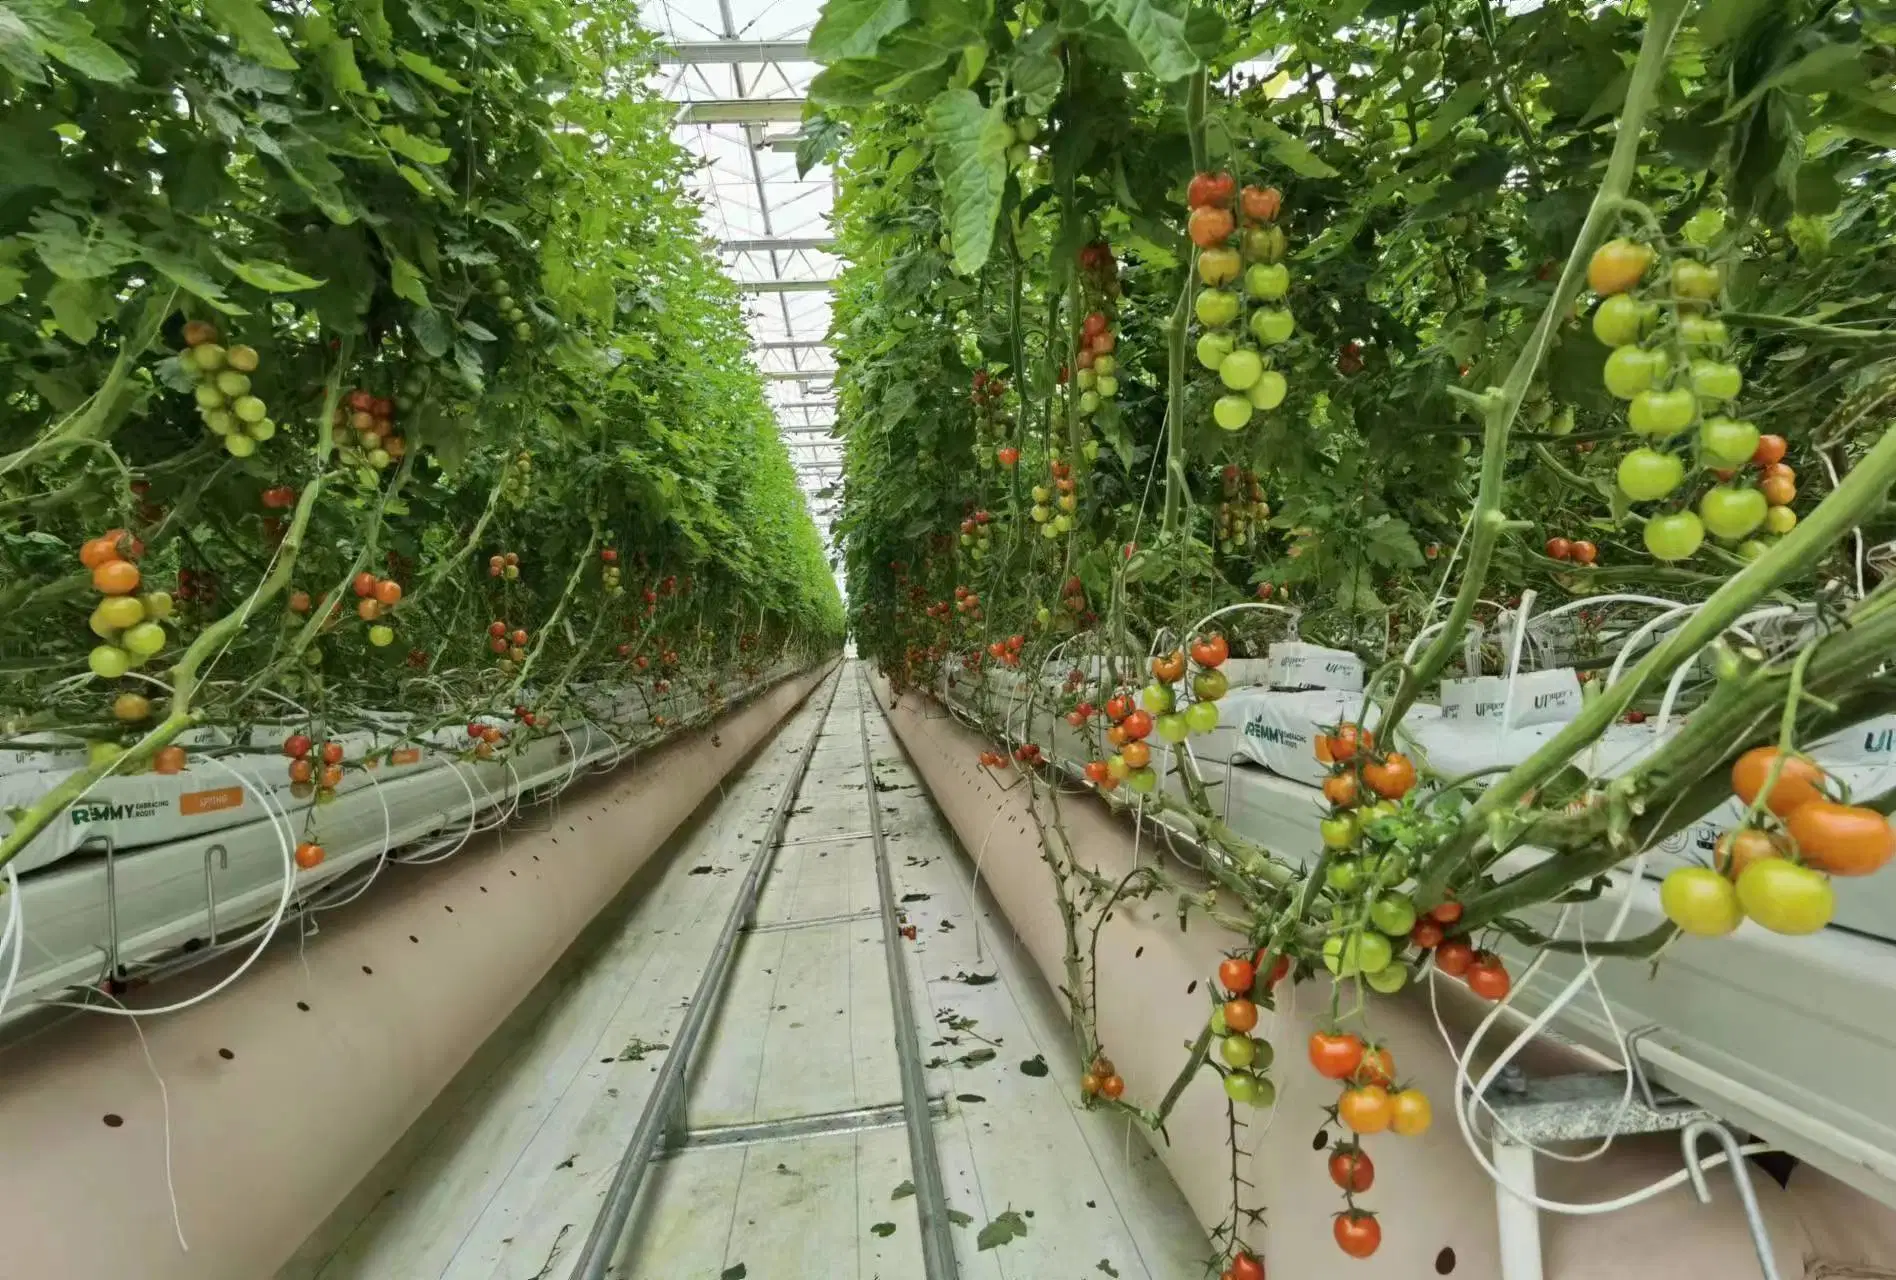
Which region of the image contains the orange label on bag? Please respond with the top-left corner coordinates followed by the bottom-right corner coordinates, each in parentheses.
top-left (389, 748), bottom-right (422, 766)
top-left (180, 786), bottom-right (244, 816)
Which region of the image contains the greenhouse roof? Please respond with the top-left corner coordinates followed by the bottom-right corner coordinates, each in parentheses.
top-left (642, 2), bottom-right (837, 547)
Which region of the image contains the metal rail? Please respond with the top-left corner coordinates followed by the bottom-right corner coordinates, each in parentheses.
top-left (855, 663), bottom-right (961, 1279)
top-left (569, 665), bottom-right (842, 1280)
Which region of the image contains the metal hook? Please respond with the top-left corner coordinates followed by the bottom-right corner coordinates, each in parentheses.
top-left (1680, 1118), bottom-right (1781, 1280)
top-left (203, 843), bottom-right (229, 946)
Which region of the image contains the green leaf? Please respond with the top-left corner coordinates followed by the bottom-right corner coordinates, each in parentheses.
top-left (395, 164), bottom-right (438, 197)
top-left (389, 255), bottom-right (429, 307)
top-left (318, 34), bottom-right (369, 96)
top-left (142, 245), bottom-right (246, 313)
top-left (1768, 42), bottom-right (1865, 97)
top-left (204, 0), bottom-right (298, 71)
top-left (927, 88), bottom-right (1011, 276)
top-left (397, 49), bottom-right (467, 93)
top-left (215, 250), bottom-right (324, 293)
top-left (1254, 119), bottom-right (1337, 178)
top-left (891, 1180), bottom-right (916, 1200)
top-left (719, 1267), bottom-right (747, 1280)
top-left (809, 0), bottom-right (910, 63)
top-left (0, 1), bottom-right (136, 84)
top-left (1075, 0), bottom-right (1199, 81)
top-left (976, 1208), bottom-right (1029, 1251)
top-left (24, 211), bottom-right (136, 280)
top-left (1018, 1054), bottom-right (1049, 1077)
top-left (380, 124), bottom-right (452, 167)
top-left (1008, 27), bottom-right (1063, 117)
top-left (796, 114), bottom-right (848, 180)
top-left (946, 1209), bottom-right (974, 1228)
top-left (409, 306), bottom-right (451, 356)
top-left (870, 1222), bottom-right (897, 1238)
top-left (1412, 80), bottom-right (1488, 154)
top-left (46, 276), bottom-right (108, 344)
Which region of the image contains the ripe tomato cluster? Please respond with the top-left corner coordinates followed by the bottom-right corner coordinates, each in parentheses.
top-left (488, 549), bottom-right (522, 580)
top-left (179, 321), bottom-right (275, 457)
top-left (1306, 1030), bottom-right (1433, 1258)
top-left (1662, 746), bottom-right (1895, 938)
top-left (1543, 535), bottom-right (1598, 566)
top-left (330, 387), bottom-right (408, 474)
top-left (1587, 236), bottom-right (1798, 563)
top-left (282, 734), bottom-right (348, 799)
top-left (464, 718), bottom-right (507, 759)
top-left (985, 632), bottom-right (1026, 667)
top-left (1187, 171), bottom-right (1292, 432)
top-left (487, 618), bottom-right (530, 666)
top-left (351, 571), bottom-right (403, 648)
top-left (1078, 1052), bottom-right (1125, 1102)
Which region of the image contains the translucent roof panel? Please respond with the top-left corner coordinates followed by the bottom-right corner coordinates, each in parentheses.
top-left (640, 1), bottom-right (839, 550)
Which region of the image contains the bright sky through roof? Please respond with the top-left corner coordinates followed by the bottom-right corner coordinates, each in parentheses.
top-left (639, 2), bottom-right (839, 551)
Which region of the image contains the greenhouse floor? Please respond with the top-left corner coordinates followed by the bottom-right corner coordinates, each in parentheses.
top-left (287, 664), bottom-right (1208, 1279)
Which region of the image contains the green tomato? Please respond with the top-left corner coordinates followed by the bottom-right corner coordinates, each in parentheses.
top-left (1765, 505), bottom-right (1797, 534)
top-left (1077, 367), bottom-right (1097, 391)
top-left (1155, 712), bottom-right (1188, 743)
top-left (1679, 316), bottom-right (1730, 348)
top-left (1616, 447), bottom-right (1684, 501)
top-left (1219, 348), bottom-right (1264, 391)
top-left (203, 409), bottom-right (235, 435)
top-left (1196, 331), bottom-right (1235, 371)
top-left (1689, 360), bottom-right (1742, 401)
top-left (1213, 395), bottom-right (1253, 431)
top-left (122, 621), bottom-right (167, 657)
top-left (88, 644), bottom-right (131, 679)
top-left (1039, 521), bottom-right (1060, 540)
top-left (1325, 857), bottom-right (1361, 891)
top-left (1094, 354), bottom-right (1117, 377)
top-left (1736, 538), bottom-right (1769, 561)
top-left (1628, 387), bottom-right (1696, 437)
top-left (1643, 510), bottom-right (1705, 561)
top-left (1127, 766), bottom-right (1158, 794)
top-left (1247, 370), bottom-right (1287, 410)
top-left (1195, 289), bottom-right (1240, 328)
top-left (369, 624), bottom-right (395, 647)
top-left (1243, 225), bottom-right (1286, 264)
top-left (1671, 260), bottom-right (1721, 302)
top-left (1185, 700), bottom-right (1220, 734)
top-left (1368, 894), bottom-right (1417, 936)
top-left (1699, 417), bottom-right (1761, 469)
top-left (225, 432), bottom-right (258, 458)
top-left (1591, 294), bottom-right (1653, 348)
top-left (1548, 406), bottom-right (1575, 436)
top-left (1365, 962), bottom-right (1409, 994)
top-left (1079, 390), bottom-right (1101, 415)
top-left (248, 418), bottom-right (276, 441)
top-left (1006, 142), bottom-right (1030, 167)
top-left (1220, 1035), bottom-right (1257, 1069)
top-left (1209, 1006), bottom-right (1228, 1035)
top-left (1192, 669), bottom-right (1228, 701)
top-left (1698, 485), bottom-right (1768, 540)
top-left (1142, 682), bottom-right (1175, 714)
top-left (1322, 931), bottom-right (1393, 977)
top-left (1683, 206), bottom-right (1726, 247)
top-left (1096, 375), bottom-right (1119, 398)
top-left (1014, 117), bottom-right (1039, 142)
top-left (1032, 485), bottom-right (1051, 502)
top-left (1081, 440), bottom-right (1100, 463)
top-left (214, 370), bottom-right (251, 398)
top-left (1035, 606), bottom-right (1052, 628)
top-left (194, 384), bottom-right (226, 411)
top-left (1224, 1071), bottom-right (1267, 1105)
top-left (1602, 346), bottom-right (1665, 399)
top-left (1244, 263), bottom-right (1290, 300)
top-left (1659, 866), bottom-right (1743, 937)
top-left (1735, 858), bottom-right (1834, 935)
top-left (234, 395), bottom-right (268, 424)
top-left (1249, 307), bottom-right (1295, 345)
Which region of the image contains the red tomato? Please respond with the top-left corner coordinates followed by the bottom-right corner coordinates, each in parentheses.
top-left (282, 734), bottom-right (311, 759)
top-left (1429, 899), bottom-right (1463, 925)
top-left (1334, 1211), bottom-right (1382, 1258)
top-left (1467, 954), bottom-right (1512, 1001)
top-left (1121, 710), bottom-right (1154, 741)
top-left (1223, 998), bottom-right (1259, 1034)
top-left (1218, 956), bottom-right (1256, 995)
top-left (1433, 940), bottom-right (1475, 976)
top-left (320, 741), bottom-right (344, 765)
top-left (1328, 1148), bottom-right (1374, 1193)
top-left (1410, 919), bottom-right (1444, 950)
top-left (1308, 1031), bottom-right (1364, 1080)
top-left (1230, 1253), bottom-right (1265, 1280)
top-left (1363, 752), bottom-right (1416, 799)
top-left (352, 571), bottom-right (376, 597)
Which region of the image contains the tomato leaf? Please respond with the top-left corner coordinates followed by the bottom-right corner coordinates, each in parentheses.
top-left (204, 0), bottom-right (298, 71)
top-left (926, 88), bottom-right (1011, 276)
top-left (45, 276), bottom-right (108, 344)
top-left (809, 0), bottom-right (911, 63)
top-left (389, 255), bottom-right (430, 307)
top-left (869, 1222), bottom-right (897, 1238)
top-left (0, 1), bottom-right (136, 85)
top-left (946, 1209), bottom-right (973, 1228)
top-left (719, 1267), bottom-right (747, 1280)
top-left (398, 49), bottom-right (467, 94)
top-left (1250, 119), bottom-right (1338, 178)
top-left (214, 250), bottom-right (324, 293)
top-left (380, 124), bottom-right (452, 167)
top-left (1018, 1054), bottom-right (1049, 1077)
top-left (976, 1208), bottom-right (1029, 1251)
top-left (1071, 0), bottom-right (1200, 82)
top-left (1411, 80), bottom-right (1488, 155)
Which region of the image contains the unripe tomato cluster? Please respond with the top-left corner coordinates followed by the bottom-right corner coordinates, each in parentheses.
top-left (178, 321), bottom-right (274, 457)
top-left (1003, 112), bottom-right (1041, 172)
top-left (600, 546), bottom-right (623, 594)
top-left (82, 530), bottom-right (174, 682)
top-left (1588, 237), bottom-right (1795, 562)
top-left (1067, 239), bottom-right (1122, 442)
top-left (482, 263), bottom-right (535, 342)
top-left (282, 733), bottom-right (347, 801)
top-left (330, 387), bottom-right (408, 473)
top-left (1187, 172), bottom-right (1292, 432)
top-left (970, 369), bottom-right (1014, 470)
top-left (1662, 746), bottom-right (1895, 939)
top-left (1030, 455), bottom-right (1078, 540)
top-left (503, 450), bottom-right (533, 503)
top-left (957, 507), bottom-right (993, 561)
top-left (1215, 464), bottom-right (1270, 552)
top-left (1208, 949), bottom-right (1288, 1112)
top-left (487, 617), bottom-right (530, 665)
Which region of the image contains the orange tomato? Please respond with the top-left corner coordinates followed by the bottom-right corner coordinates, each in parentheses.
top-left (352, 571), bottom-right (377, 597)
top-left (1752, 434), bottom-right (1788, 467)
top-left (1189, 633), bottom-right (1229, 668)
top-left (374, 579), bottom-right (403, 606)
top-left (1322, 772), bottom-right (1359, 808)
top-left (1363, 752), bottom-right (1416, 799)
top-left (1731, 746), bottom-right (1827, 815)
top-left (1760, 462), bottom-right (1795, 485)
top-left (1106, 723), bottom-right (1128, 748)
top-left (1222, 998), bottom-right (1259, 1034)
top-left (356, 598), bottom-right (380, 620)
top-left (1313, 734), bottom-right (1335, 765)
top-left (153, 745), bottom-right (187, 774)
top-left (295, 841), bottom-right (326, 869)
top-left (1151, 649), bottom-right (1186, 682)
top-left (1390, 1088), bottom-right (1434, 1136)
top-left (1121, 740), bottom-right (1151, 770)
top-left (1338, 1084), bottom-right (1392, 1134)
top-left (288, 758), bottom-right (314, 784)
top-left (92, 558), bottom-right (140, 595)
top-left (1240, 185), bottom-right (1282, 224)
top-left (79, 536), bottom-right (121, 569)
top-left (1760, 474), bottom-right (1796, 506)
top-left (1788, 801), bottom-right (1895, 876)
top-left (1328, 723), bottom-right (1372, 762)
top-left (1586, 238), bottom-right (1653, 295)
top-left (1356, 1046), bottom-right (1394, 1087)
top-left (1189, 205), bottom-right (1235, 248)
top-left (1099, 1074), bottom-right (1125, 1100)
top-left (1715, 827), bottom-right (1785, 879)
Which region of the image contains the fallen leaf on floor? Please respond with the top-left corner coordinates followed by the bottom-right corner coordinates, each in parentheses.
top-left (1098, 1260), bottom-right (1121, 1277)
top-left (720, 1265), bottom-right (747, 1279)
top-left (553, 1153), bottom-right (578, 1170)
top-left (1019, 1054), bottom-right (1049, 1077)
top-left (946, 1209), bottom-right (973, 1228)
top-left (977, 1207), bottom-right (1030, 1251)
top-left (892, 1180), bottom-right (916, 1200)
top-left (957, 1093), bottom-right (986, 1103)
top-left (870, 1222), bottom-right (897, 1238)
top-left (951, 970), bottom-right (997, 985)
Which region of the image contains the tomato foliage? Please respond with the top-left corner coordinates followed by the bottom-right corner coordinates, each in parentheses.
top-left (0, 0), bottom-right (842, 862)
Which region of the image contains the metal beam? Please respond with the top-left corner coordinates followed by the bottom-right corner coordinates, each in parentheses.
top-left (678, 98), bottom-right (805, 125)
top-left (763, 368), bottom-right (839, 381)
top-left (739, 278), bottom-right (837, 294)
top-left (773, 399), bottom-right (834, 408)
top-left (755, 343), bottom-right (829, 352)
top-left (724, 238), bottom-right (836, 254)
top-left (659, 40), bottom-right (811, 65)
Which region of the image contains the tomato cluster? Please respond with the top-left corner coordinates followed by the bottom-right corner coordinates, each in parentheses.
top-left (487, 618), bottom-right (530, 666)
top-left (1078, 1052), bottom-right (1126, 1102)
top-left (1187, 172), bottom-right (1292, 432)
top-left (1587, 237), bottom-right (1797, 563)
top-left (481, 263), bottom-right (534, 342)
top-left (970, 369), bottom-right (1016, 471)
top-left (83, 531), bottom-right (174, 685)
top-left (1030, 456), bottom-right (1080, 539)
top-left (958, 507), bottom-right (994, 561)
top-left (330, 387), bottom-right (409, 475)
top-left (350, 571), bottom-right (403, 648)
top-left (488, 549), bottom-right (522, 581)
top-left (1215, 465), bottom-right (1270, 554)
top-left (985, 632), bottom-right (1026, 667)
top-left (501, 450), bottom-right (533, 503)
top-left (179, 321), bottom-right (276, 458)
top-left (1662, 747), bottom-right (1895, 938)
top-left (1305, 1030), bottom-right (1434, 1258)
top-left (600, 546), bottom-right (623, 595)
top-left (1209, 949), bottom-right (1288, 1111)
top-left (463, 718), bottom-right (507, 759)
top-left (282, 734), bottom-right (347, 799)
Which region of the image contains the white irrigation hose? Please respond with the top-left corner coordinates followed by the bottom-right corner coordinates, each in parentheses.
top-left (304, 760), bottom-right (395, 911)
top-left (0, 863), bottom-right (23, 1027)
top-left (60, 754), bottom-right (295, 1018)
top-left (394, 757), bottom-right (484, 867)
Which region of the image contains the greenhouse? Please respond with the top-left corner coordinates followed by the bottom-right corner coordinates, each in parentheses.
top-left (3, 0), bottom-right (1896, 1276)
